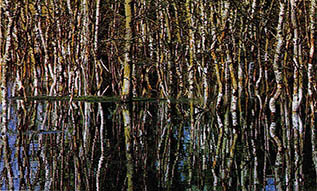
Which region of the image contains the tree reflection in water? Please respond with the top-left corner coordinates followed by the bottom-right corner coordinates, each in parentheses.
top-left (0, 98), bottom-right (316, 190)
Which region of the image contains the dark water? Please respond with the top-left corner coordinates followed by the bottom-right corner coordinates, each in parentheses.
top-left (0, 98), bottom-right (316, 191)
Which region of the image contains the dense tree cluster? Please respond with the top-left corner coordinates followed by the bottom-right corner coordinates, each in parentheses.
top-left (0, 0), bottom-right (316, 190)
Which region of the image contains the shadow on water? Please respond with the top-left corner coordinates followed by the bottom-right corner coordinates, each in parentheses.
top-left (0, 97), bottom-right (316, 191)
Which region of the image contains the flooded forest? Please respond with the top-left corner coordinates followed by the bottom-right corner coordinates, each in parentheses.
top-left (0, 0), bottom-right (316, 190)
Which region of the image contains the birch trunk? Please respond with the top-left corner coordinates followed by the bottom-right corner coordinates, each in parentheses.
top-left (269, 1), bottom-right (285, 190)
top-left (308, 0), bottom-right (316, 182)
top-left (0, 3), bottom-right (13, 189)
top-left (94, 0), bottom-right (101, 96)
top-left (186, 0), bottom-right (194, 100)
top-left (290, 0), bottom-right (304, 189)
top-left (121, 0), bottom-right (133, 99)
top-left (1, 0), bottom-right (13, 135)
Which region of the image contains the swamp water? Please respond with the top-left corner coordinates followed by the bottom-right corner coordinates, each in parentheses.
top-left (0, 97), bottom-right (316, 191)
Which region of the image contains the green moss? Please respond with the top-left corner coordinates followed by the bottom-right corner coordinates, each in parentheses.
top-left (10, 95), bottom-right (204, 104)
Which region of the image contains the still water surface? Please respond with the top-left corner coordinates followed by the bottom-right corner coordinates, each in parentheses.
top-left (0, 98), bottom-right (316, 190)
